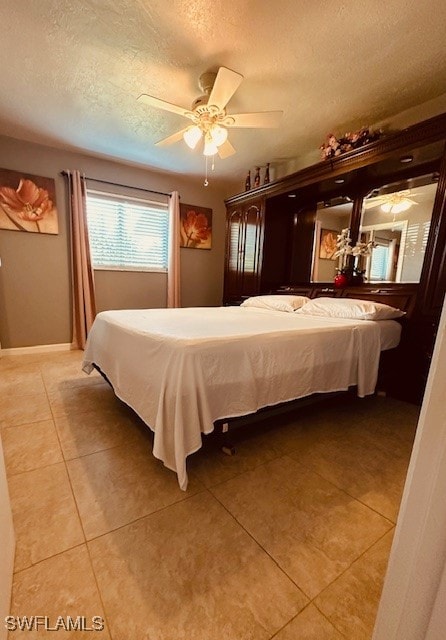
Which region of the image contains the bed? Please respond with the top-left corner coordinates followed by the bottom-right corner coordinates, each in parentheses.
top-left (82, 294), bottom-right (404, 490)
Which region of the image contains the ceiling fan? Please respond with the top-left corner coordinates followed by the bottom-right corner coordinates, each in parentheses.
top-left (364, 189), bottom-right (419, 214)
top-left (137, 66), bottom-right (283, 159)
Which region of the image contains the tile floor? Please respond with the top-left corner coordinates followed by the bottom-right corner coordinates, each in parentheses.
top-left (1, 349), bottom-right (419, 639)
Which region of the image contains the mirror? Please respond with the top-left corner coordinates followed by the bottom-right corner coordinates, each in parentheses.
top-left (311, 198), bottom-right (352, 282)
top-left (360, 179), bottom-right (437, 283)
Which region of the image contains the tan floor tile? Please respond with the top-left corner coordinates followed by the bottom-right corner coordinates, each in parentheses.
top-left (0, 393), bottom-right (52, 428)
top-left (0, 350), bottom-right (79, 369)
top-left (0, 365), bottom-right (45, 396)
top-left (320, 396), bottom-right (419, 454)
top-left (47, 381), bottom-right (121, 417)
top-left (256, 398), bottom-right (360, 455)
top-left (9, 545), bottom-right (110, 639)
top-left (0, 354), bottom-right (48, 369)
top-left (314, 530), bottom-right (395, 640)
top-left (267, 417), bottom-right (345, 458)
top-left (67, 440), bottom-right (203, 539)
top-left (274, 604), bottom-right (344, 640)
top-left (363, 395), bottom-right (420, 422)
top-left (189, 421), bottom-right (287, 488)
top-left (212, 456), bottom-right (392, 599)
top-left (8, 463), bottom-right (84, 571)
top-left (40, 359), bottom-right (102, 394)
top-left (45, 349), bottom-right (84, 361)
top-left (88, 491), bottom-right (307, 640)
top-left (353, 405), bottom-right (418, 458)
top-left (35, 350), bottom-right (85, 365)
top-left (287, 427), bottom-right (412, 522)
top-left (188, 395), bottom-right (362, 489)
top-left (4, 352), bottom-right (414, 640)
top-left (2, 420), bottom-right (63, 475)
top-left (319, 394), bottom-right (400, 422)
top-left (54, 404), bottom-right (150, 460)
top-left (271, 396), bottom-right (417, 458)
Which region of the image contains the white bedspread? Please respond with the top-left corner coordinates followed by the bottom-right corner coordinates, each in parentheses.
top-left (83, 306), bottom-right (386, 490)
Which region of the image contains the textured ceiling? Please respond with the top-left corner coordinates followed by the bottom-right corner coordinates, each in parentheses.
top-left (1, 0), bottom-right (446, 190)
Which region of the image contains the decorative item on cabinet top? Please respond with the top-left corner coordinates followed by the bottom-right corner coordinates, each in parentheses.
top-left (245, 170), bottom-right (251, 191)
top-left (320, 126), bottom-right (383, 160)
top-left (243, 164), bottom-right (273, 191)
top-left (254, 167), bottom-right (261, 188)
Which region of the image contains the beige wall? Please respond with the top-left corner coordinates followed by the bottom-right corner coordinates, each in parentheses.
top-left (0, 136), bottom-right (229, 348)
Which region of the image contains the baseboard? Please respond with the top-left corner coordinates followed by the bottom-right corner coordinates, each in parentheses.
top-left (0, 343), bottom-right (73, 356)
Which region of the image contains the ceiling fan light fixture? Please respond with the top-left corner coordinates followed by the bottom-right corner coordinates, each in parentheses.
top-left (183, 125), bottom-right (203, 149)
top-left (381, 200), bottom-right (412, 214)
top-left (140, 66), bottom-right (282, 183)
top-left (203, 133), bottom-right (219, 156)
top-left (209, 124), bottom-right (228, 147)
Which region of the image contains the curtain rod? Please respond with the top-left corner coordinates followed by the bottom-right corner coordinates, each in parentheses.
top-left (60, 171), bottom-right (171, 198)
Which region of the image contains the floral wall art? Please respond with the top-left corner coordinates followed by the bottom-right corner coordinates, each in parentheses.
top-left (179, 203), bottom-right (212, 249)
top-left (0, 168), bottom-right (59, 234)
top-left (319, 228), bottom-right (338, 259)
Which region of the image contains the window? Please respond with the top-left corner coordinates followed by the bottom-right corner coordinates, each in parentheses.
top-left (369, 243), bottom-right (389, 281)
top-left (86, 191), bottom-right (169, 272)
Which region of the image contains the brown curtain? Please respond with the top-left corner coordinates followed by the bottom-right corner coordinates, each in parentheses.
top-left (66, 170), bottom-right (96, 349)
top-left (167, 190), bottom-right (181, 308)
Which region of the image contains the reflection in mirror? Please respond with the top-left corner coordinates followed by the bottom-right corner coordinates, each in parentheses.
top-left (360, 180), bottom-right (437, 283)
top-left (311, 198), bottom-right (352, 282)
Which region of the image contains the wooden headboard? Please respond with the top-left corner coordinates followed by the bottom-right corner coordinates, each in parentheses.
top-left (274, 284), bottom-right (418, 318)
top-left (338, 286), bottom-right (418, 317)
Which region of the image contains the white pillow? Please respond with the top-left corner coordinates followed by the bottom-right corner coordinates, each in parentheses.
top-left (241, 295), bottom-right (310, 313)
top-left (295, 297), bottom-right (405, 320)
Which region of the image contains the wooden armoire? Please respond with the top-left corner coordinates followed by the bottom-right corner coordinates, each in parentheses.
top-left (223, 113), bottom-right (446, 404)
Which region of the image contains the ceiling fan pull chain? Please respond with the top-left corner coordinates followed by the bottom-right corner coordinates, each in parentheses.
top-left (204, 156), bottom-right (209, 187)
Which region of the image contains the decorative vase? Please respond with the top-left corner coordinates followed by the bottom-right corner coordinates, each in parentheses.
top-left (254, 166), bottom-right (261, 188)
top-left (334, 272), bottom-right (349, 288)
top-left (350, 271), bottom-right (364, 285)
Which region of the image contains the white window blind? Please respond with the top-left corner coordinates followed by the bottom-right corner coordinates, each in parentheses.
top-left (370, 243), bottom-right (389, 281)
top-left (85, 191), bottom-right (169, 272)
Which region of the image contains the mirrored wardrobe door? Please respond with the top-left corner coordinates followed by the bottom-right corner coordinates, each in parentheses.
top-left (311, 198), bottom-right (353, 282)
top-left (359, 177), bottom-right (438, 284)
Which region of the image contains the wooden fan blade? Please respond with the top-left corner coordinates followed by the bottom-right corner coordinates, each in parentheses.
top-left (217, 139), bottom-right (236, 159)
top-left (364, 194), bottom-right (418, 209)
top-left (208, 67), bottom-right (243, 111)
top-left (364, 200), bottom-right (382, 209)
top-left (225, 111), bottom-right (283, 128)
top-left (364, 195), bottom-right (387, 208)
top-left (155, 127), bottom-right (189, 147)
top-left (137, 94), bottom-right (192, 119)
